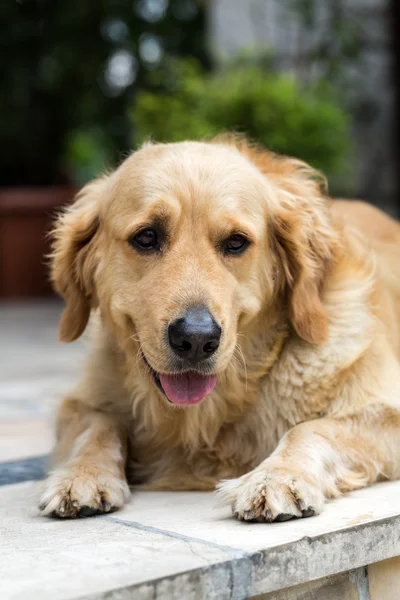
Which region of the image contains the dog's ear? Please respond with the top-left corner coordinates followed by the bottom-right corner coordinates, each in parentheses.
top-left (216, 136), bottom-right (338, 344)
top-left (50, 177), bottom-right (107, 343)
top-left (270, 158), bottom-right (337, 344)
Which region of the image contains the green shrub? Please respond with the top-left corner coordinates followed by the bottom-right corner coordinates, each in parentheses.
top-left (132, 58), bottom-right (351, 179)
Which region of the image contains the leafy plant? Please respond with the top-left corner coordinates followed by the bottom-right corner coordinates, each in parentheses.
top-left (132, 58), bottom-right (351, 179)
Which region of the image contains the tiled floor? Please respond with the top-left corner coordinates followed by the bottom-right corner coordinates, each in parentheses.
top-left (0, 301), bottom-right (85, 462)
top-left (2, 302), bottom-right (400, 600)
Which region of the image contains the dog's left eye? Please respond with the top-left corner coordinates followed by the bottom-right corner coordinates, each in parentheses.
top-left (129, 228), bottom-right (160, 251)
top-left (223, 234), bottom-right (249, 255)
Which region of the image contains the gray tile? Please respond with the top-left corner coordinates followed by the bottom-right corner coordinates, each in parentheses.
top-left (0, 455), bottom-right (47, 486)
top-left (0, 482), bottom-right (233, 600)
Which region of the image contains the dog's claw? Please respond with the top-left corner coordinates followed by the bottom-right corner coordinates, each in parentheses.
top-left (296, 499), bottom-right (306, 512)
top-left (244, 510), bottom-right (254, 521)
top-left (275, 512), bottom-right (294, 522)
top-left (265, 509), bottom-right (272, 522)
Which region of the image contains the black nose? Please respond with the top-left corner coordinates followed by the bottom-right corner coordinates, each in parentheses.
top-left (168, 307), bottom-right (221, 362)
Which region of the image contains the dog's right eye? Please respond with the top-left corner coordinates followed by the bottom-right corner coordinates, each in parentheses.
top-left (129, 228), bottom-right (160, 251)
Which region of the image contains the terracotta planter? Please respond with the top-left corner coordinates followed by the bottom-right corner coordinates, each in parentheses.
top-left (0, 187), bottom-right (75, 298)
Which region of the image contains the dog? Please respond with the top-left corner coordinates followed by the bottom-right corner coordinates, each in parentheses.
top-left (39, 135), bottom-right (400, 522)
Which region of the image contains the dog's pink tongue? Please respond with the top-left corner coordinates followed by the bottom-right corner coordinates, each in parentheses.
top-left (159, 372), bottom-right (217, 405)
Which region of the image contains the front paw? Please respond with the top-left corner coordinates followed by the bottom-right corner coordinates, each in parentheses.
top-left (39, 466), bottom-right (131, 518)
top-left (217, 464), bottom-right (325, 523)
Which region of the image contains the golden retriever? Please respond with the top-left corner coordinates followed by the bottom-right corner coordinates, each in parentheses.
top-left (39, 135), bottom-right (400, 522)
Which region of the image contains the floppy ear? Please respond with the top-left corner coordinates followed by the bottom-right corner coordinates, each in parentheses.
top-left (214, 135), bottom-right (338, 344)
top-left (270, 159), bottom-right (338, 344)
top-left (50, 177), bottom-right (107, 342)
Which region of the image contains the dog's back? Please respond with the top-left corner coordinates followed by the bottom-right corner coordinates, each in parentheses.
top-left (332, 200), bottom-right (400, 358)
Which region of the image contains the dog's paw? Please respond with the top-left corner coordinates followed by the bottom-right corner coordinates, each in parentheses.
top-left (217, 464), bottom-right (325, 523)
top-left (39, 466), bottom-right (131, 518)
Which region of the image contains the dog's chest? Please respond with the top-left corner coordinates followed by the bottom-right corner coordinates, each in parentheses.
top-left (125, 344), bottom-right (336, 490)
top-left (126, 396), bottom-right (287, 489)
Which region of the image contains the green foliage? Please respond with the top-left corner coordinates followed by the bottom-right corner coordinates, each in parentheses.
top-left (64, 128), bottom-right (113, 186)
top-left (132, 58), bottom-right (351, 178)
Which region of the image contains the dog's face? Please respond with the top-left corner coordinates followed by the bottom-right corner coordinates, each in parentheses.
top-left (52, 138), bottom-right (336, 405)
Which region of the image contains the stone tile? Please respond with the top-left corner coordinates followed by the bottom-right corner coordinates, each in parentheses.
top-left (369, 556), bottom-right (400, 600)
top-left (0, 456), bottom-right (47, 486)
top-left (0, 418), bottom-right (53, 461)
top-left (110, 481), bottom-right (400, 595)
top-left (2, 474), bottom-right (400, 598)
top-left (0, 482), bottom-right (233, 600)
top-left (0, 302), bottom-right (84, 448)
top-left (0, 376), bottom-right (71, 419)
top-left (115, 481), bottom-right (400, 553)
top-left (0, 301), bottom-right (86, 385)
top-left (252, 572), bottom-right (359, 600)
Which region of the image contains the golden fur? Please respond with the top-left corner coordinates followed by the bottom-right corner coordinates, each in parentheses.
top-left (40, 136), bottom-right (400, 522)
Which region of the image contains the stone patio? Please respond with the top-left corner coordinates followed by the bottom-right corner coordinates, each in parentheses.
top-left (2, 302), bottom-right (400, 600)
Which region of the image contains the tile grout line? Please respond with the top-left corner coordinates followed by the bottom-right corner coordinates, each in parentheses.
top-left (350, 567), bottom-right (372, 600)
top-left (106, 514), bottom-right (253, 560)
top-left (105, 515), bottom-right (259, 600)
top-left (0, 457), bottom-right (257, 598)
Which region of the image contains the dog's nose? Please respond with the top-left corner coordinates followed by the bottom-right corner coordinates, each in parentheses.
top-left (168, 307), bottom-right (221, 362)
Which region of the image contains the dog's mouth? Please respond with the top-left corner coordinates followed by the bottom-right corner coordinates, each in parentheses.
top-left (142, 355), bottom-right (217, 405)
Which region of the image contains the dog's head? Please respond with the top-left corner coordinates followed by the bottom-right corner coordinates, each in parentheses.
top-left (51, 137), bottom-right (337, 405)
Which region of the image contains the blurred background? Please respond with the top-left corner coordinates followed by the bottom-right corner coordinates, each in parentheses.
top-left (1, 0), bottom-right (399, 299)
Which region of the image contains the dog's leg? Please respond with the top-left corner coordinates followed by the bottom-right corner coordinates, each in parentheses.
top-left (39, 398), bottom-right (130, 518)
top-left (218, 404), bottom-right (400, 522)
